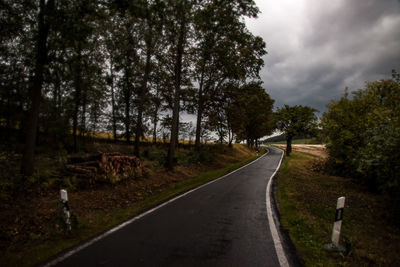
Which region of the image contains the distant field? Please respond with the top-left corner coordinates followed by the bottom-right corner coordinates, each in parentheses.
top-left (266, 138), bottom-right (321, 145)
top-left (82, 130), bottom-right (200, 145)
top-left (273, 144), bottom-right (327, 158)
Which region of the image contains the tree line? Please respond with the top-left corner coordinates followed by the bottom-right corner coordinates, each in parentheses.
top-left (0, 0), bottom-right (274, 175)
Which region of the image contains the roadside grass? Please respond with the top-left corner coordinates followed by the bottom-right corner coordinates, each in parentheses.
top-left (1, 148), bottom-right (261, 267)
top-left (277, 151), bottom-right (400, 266)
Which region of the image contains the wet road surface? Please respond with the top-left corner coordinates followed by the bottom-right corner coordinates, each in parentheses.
top-left (49, 147), bottom-right (284, 267)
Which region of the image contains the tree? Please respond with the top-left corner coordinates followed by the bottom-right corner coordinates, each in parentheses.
top-left (165, 0), bottom-right (192, 169)
top-left (229, 82), bottom-right (274, 147)
top-left (119, 17), bottom-right (139, 145)
top-left (21, 0), bottom-right (55, 176)
top-left (104, 7), bottom-right (120, 143)
top-left (275, 105), bottom-right (318, 156)
top-left (191, 0), bottom-right (265, 149)
top-left (321, 78), bottom-right (400, 198)
top-left (0, 0), bottom-right (33, 144)
top-left (134, 0), bottom-right (165, 156)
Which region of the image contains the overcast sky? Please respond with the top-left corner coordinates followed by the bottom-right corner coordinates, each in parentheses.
top-left (245, 0), bottom-right (400, 114)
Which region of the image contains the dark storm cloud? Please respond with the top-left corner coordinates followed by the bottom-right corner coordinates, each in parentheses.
top-left (246, 0), bottom-right (400, 114)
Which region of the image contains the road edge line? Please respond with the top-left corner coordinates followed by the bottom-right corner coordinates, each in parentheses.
top-left (43, 149), bottom-right (270, 267)
top-left (266, 147), bottom-right (290, 267)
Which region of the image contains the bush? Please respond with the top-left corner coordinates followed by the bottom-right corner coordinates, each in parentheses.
top-left (321, 79), bottom-right (400, 198)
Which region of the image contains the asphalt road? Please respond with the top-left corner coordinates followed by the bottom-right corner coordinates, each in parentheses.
top-left (49, 147), bottom-right (286, 267)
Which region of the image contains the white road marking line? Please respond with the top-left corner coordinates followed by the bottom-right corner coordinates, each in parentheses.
top-left (44, 149), bottom-right (270, 266)
top-left (266, 147), bottom-right (290, 267)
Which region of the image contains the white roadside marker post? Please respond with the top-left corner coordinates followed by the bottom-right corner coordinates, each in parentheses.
top-left (60, 189), bottom-right (72, 231)
top-left (324, 196), bottom-right (346, 252)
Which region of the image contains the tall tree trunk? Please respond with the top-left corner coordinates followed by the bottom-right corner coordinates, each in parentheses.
top-left (53, 70), bottom-right (61, 142)
top-left (80, 81), bottom-right (87, 138)
top-left (135, 35), bottom-right (152, 157)
top-left (195, 66), bottom-right (205, 150)
top-left (53, 71), bottom-right (60, 114)
top-left (17, 82), bottom-right (25, 140)
top-left (92, 104), bottom-right (99, 134)
top-left (286, 135), bottom-right (292, 156)
top-left (124, 63), bottom-right (131, 144)
top-left (110, 58), bottom-right (117, 143)
top-left (124, 87), bottom-right (131, 144)
top-left (175, 105), bottom-right (180, 147)
top-left (228, 122), bottom-right (233, 148)
top-left (152, 104), bottom-right (159, 144)
top-left (167, 3), bottom-right (187, 169)
top-left (21, 0), bottom-right (53, 176)
top-left (72, 45), bottom-right (82, 152)
top-left (6, 88), bottom-right (11, 142)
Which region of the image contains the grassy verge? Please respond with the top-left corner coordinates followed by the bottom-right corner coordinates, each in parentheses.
top-left (2, 151), bottom-right (261, 267)
top-left (277, 151), bottom-right (400, 266)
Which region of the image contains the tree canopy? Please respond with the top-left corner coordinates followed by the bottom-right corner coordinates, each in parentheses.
top-left (275, 105), bottom-right (318, 156)
top-left (0, 0), bottom-right (271, 173)
top-left (229, 82), bottom-right (274, 147)
top-left (321, 77), bottom-right (400, 199)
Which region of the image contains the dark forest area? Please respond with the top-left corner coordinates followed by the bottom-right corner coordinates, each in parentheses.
top-left (0, 0), bottom-right (275, 179)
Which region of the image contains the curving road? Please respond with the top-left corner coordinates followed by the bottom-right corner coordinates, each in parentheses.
top-left (45, 147), bottom-right (289, 267)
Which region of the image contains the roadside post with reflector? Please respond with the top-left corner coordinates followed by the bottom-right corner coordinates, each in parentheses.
top-left (324, 196), bottom-right (346, 252)
top-left (60, 189), bottom-right (71, 231)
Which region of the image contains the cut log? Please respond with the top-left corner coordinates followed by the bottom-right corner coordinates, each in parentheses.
top-left (65, 152), bottom-right (143, 183)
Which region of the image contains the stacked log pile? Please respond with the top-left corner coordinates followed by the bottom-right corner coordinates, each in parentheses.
top-left (65, 152), bottom-right (143, 183)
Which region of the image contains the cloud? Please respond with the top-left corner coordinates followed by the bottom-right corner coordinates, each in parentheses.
top-left (246, 0), bottom-right (400, 114)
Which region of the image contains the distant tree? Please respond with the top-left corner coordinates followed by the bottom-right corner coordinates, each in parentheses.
top-left (229, 82), bottom-right (274, 147)
top-left (207, 104), bottom-right (228, 144)
top-left (275, 105), bottom-right (318, 156)
top-left (148, 90), bottom-right (162, 144)
top-left (188, 122), bottom-right (195, 144)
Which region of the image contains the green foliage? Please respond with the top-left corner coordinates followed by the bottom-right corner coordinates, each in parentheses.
top-left (275, 104), bottom-right (318, 155)
top-left (321, 78), bottom-right (400, 198)
top-left (229, 82), bottom-right (275, 145)
top-left (275, 105), bottom-right (319, 138)
top-left (1, 0), bottom-right (267, 174)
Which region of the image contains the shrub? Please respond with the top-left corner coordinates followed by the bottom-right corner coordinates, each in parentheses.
top-left (321, 79), bottom-right (400, 199)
